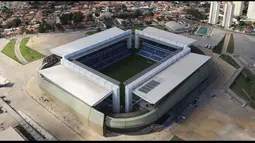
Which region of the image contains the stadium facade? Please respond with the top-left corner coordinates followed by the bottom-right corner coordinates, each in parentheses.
top-left (38, 27), bottom-right (213, 136)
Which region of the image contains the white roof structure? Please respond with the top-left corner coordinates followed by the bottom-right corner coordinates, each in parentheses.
top-left (50, 27), bottom-right (126, 57)
top-left (133, 53), bottom-right (211, 104)
top-left (0, 127), bottom-right (25, 141)
top-left (39, 65), bottom-right (112, 106)
top-left (142, 27), bottom-right (196, 47)
top-left (165, 21), bottom-right (188, 32)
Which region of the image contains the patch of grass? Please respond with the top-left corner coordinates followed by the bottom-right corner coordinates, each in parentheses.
top-left (149, 24), bottom-right (168, 31)
top-left (1, 39), bottom-right (21, 64)
top-left (86, 31), bottom-right (98, 35)
top-left (226, 34), bottom-right (234, 54)
top-left (101, 52), bottom-right (154, 83)
top-left (121, 25), bottom-right (147, 31)
top-left (20, 37), bottom-right (44, 62)
top-left (100, 52), bottom-right (155, 107)
top-left (213, 34), bottom-right (226, 54)
top-left (171, 135), bottom-right (184, 141)
top-left (231, 68), bottom-right (255, 108)
top-left (193, 26), bottom-right (198, 33)
top-left (219, 54), bottom-right (240, 69)
top-left (233, 25), bottom-right (244, 31)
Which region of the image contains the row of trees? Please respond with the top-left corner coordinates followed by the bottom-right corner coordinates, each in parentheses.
top-left (1, 6), bottom-right (13, 20)
top-left (113, 10), bottom-right (154, 19)
top-left (183, 8), bottom-right (207, 20)
top-left (1, 17), bottom-right (22, 29)
top-left (38, 19), bottom-right (54, 33)
top-left (59, 11), bottom-right (84, 25)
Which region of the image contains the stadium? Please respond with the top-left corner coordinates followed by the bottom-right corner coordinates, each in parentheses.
top-left (38, 27), bottom-right (214, 136)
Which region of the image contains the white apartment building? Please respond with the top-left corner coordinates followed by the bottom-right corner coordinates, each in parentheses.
top-left (222, 2), bottom-right (235, 28)
top-left (247, 1), bottom-right (255, 19)
top-left (233, 1), bottom-right (244, 16)
top-left (208, 1), bottom-right (220, 25)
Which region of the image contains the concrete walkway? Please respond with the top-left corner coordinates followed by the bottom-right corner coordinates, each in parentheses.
top-left (222, 34), bottom-right (231, 53)
top-left (14, 38), bottom-right (28, 65)
top-left (0, 38), bottom-right (10, 51)
top-left (0, 98), bottom-right (46, 141)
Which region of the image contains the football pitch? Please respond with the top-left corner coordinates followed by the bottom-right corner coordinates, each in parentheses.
top-left (100, 53), bottom-right (155, 82)
top-left (100, 51), bottom-right (155, 107)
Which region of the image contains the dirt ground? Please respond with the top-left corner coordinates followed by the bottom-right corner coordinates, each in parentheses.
top-left (26, 32), bottom-right (86, 56)
top-left (173, 92), bottom-right (255, 141)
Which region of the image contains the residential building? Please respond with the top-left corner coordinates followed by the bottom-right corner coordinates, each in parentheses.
top-left (222, 2), bottom-right (235, 28)
top-left (247, 1), bottom-right (255, 19)
top-left (233, 1), bottom-right (244, 16)
top-left (208, 1), bottom-right (220, 25)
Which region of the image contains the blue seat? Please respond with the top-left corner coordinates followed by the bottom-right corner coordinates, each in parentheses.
top-left (138, 50), bottom-right (151, 58)
top-left (154, 50), bottom-right (167, 57)
top-left (150, 55), bottom-right (162, 62)
top-left (105, 58), bottom-right (112, 64)
top-left (143, 46), bottom-right (155, 54)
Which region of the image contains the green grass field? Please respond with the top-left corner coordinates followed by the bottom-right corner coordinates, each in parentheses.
top-left (226, 34), bottom-right (235, 54)
top-left (20, 37), bottom-right (44, 62)
top-left (219, 54), bottom-right (240, 69)
top-left (1, 39), bottom-right (21, 64)
top-left (231, 68), bottom-right (255, 108)
top-left (86, 31), bottom-right (98, 35)
top-left (100, 52), bottom-right (155, 107)
top-left (193, 26), bottom-right (198, 33)
top-left (121, 25), bottom-right (148, 31)
top-left (122, 25), bottom-right (167, 31)
top-left (170, 135), bottom-right (184, 141)
top-left (149, 24), bottom-right (168, 31)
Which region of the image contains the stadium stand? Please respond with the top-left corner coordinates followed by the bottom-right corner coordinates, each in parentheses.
top-left (76, 40), bottom-right (131, 70)
top-left (137, 39), bottom-right (177, 62)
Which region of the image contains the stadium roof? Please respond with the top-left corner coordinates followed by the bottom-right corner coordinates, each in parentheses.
top-left (50, 27), bottom-right (126, 57)
top-left (165, 21), bottom-right (187, 32)
top-left (39, 65), bottom-right (112, 106)
top-left (0, 127), bottom-right (25, 141)
top-left (133, 53), bottom-right (211, 104)
top-left (142, 27), bottom-right (196, 46)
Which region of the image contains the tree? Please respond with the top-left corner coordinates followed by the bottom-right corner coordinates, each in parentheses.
top-left (236, 16), bottom-right (241, 21)
top-left (95, 12), bottom-right (100, 17)
top-left (97, 27), bottom-right (101, 32)
top-left (45, 23), bottom-right (54, 31)
top-left (87, 12), bottom-right (93, 21)
top-left (55, 23), bottom-right (64, 32)
top-left (205, 7), bottom-right (210, 13)
top-left (105, 19), bottom-right (113, 29)
top-left (157, 16), bottom-right (162, 21)
top-left (121, 4), bottom-right (127, 12)
top-left (11, 17), bottom-right (21, 28)
top-left (60, 13), bottom-right (73, 25)
top-left (50, 3), bottom-right (55, 9)
top-left (38, 23), bottom-right (45, 33)
top-left (143, 11), bottom-right (154, 17)
top-left (176, 13), bottom-right (179, 19)
top-left (135, 9), bottom-right (142, 18)
top-left (95, 8), bottom-right (100, 17)
top-left (184, 8), bottom-right (206, 20)
top-left (72, 12), bottom-right (83, 24)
